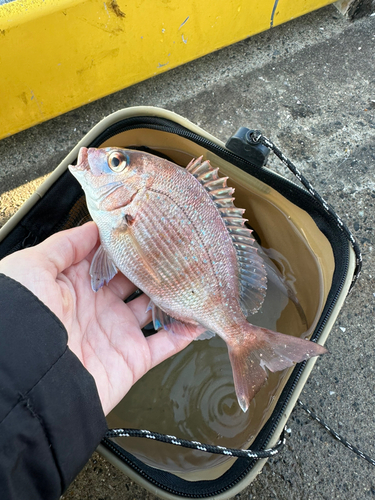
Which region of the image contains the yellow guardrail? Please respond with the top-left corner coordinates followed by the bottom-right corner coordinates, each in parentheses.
top-left (0, 0), bottom-right (335, 140)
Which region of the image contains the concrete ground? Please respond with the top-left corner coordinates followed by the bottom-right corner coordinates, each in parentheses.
top-left (0, 4), bottom-right (374, 499)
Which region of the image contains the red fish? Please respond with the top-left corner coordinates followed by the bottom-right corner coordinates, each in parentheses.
top-left (69, 148), bottom-right (327, 412)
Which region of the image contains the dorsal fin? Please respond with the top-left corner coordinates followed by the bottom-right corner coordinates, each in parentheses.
top-left (186, 156), bottom-right (267, 315)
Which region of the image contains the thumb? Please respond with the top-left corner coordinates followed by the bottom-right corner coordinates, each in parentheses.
top-left (37, 222), bottom-right (99, 275)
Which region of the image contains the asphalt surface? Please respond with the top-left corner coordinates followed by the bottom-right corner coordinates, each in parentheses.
top-left (0, 4), bottom-right (374, 499)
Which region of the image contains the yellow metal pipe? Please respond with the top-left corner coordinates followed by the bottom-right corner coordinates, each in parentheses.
top-left (0, 0), bottom-right (335, 140)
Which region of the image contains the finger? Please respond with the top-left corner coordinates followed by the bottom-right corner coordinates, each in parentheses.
top-left (126, 293), bottom-right (152, 328)
top-left (146, 328), bottom-right (193, 368)
top-left (38, 222), bottom-right (99, 275)
top-left (107, 272), bottom-right (138, 300)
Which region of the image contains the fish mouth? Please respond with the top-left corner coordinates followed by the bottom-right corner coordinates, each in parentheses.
top-left (74, 147), bottom-right (89, 171)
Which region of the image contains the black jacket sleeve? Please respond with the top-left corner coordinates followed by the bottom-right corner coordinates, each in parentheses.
top-left (0, 274), bottom-right (108, 499)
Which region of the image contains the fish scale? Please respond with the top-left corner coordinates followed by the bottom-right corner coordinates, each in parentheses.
top-left (69, 148), bottom-right (327, 412)
top-left (116, 179), bottom-right (239, 325)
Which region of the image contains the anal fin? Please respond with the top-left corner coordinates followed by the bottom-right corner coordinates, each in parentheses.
top-left (196, 330), bottom-right (216, 341)
top-left (148, 301), bottom-right (207, 340)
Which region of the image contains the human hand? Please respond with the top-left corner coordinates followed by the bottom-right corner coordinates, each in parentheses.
top-left (0, 222), bottom-right (193, 415)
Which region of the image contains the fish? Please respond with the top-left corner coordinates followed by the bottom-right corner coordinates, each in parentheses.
top-left (69, 147), bottom-right (327, 412)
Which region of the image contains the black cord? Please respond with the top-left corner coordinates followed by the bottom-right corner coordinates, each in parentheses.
top-left (251, 132), bottom-right (362, 291)
top-left (297, 400), bottom-right (375, 467)
top-left (105, 427), bottom-right (285, 459)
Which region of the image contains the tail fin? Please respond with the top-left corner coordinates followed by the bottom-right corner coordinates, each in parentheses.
top-left (228, 324), bottom-right (327, 412)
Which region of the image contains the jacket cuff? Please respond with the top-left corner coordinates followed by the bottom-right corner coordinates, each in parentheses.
top-left (0, 274), bottom-right (107, 496)
top-left (28, 342), bottom-right (108, 490)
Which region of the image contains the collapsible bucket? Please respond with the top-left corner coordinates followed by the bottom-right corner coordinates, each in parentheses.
top-left (0, 107), bottom-right (359, 499)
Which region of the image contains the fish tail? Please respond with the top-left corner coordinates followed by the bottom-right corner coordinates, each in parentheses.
top-left (228, 324), bottom-right (327, 412)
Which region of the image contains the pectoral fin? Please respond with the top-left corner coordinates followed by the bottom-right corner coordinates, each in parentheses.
top-left (90, 244), bottom-right (118, 292)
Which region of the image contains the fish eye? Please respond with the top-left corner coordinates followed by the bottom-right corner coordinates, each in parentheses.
top-left (108, 151), bottom-right (127, 172)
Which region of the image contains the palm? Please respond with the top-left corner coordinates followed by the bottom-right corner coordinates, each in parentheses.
top-left (0, 223), bottom-right (192, 415)
top-left (56, 256), bottom-right (154, 416)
